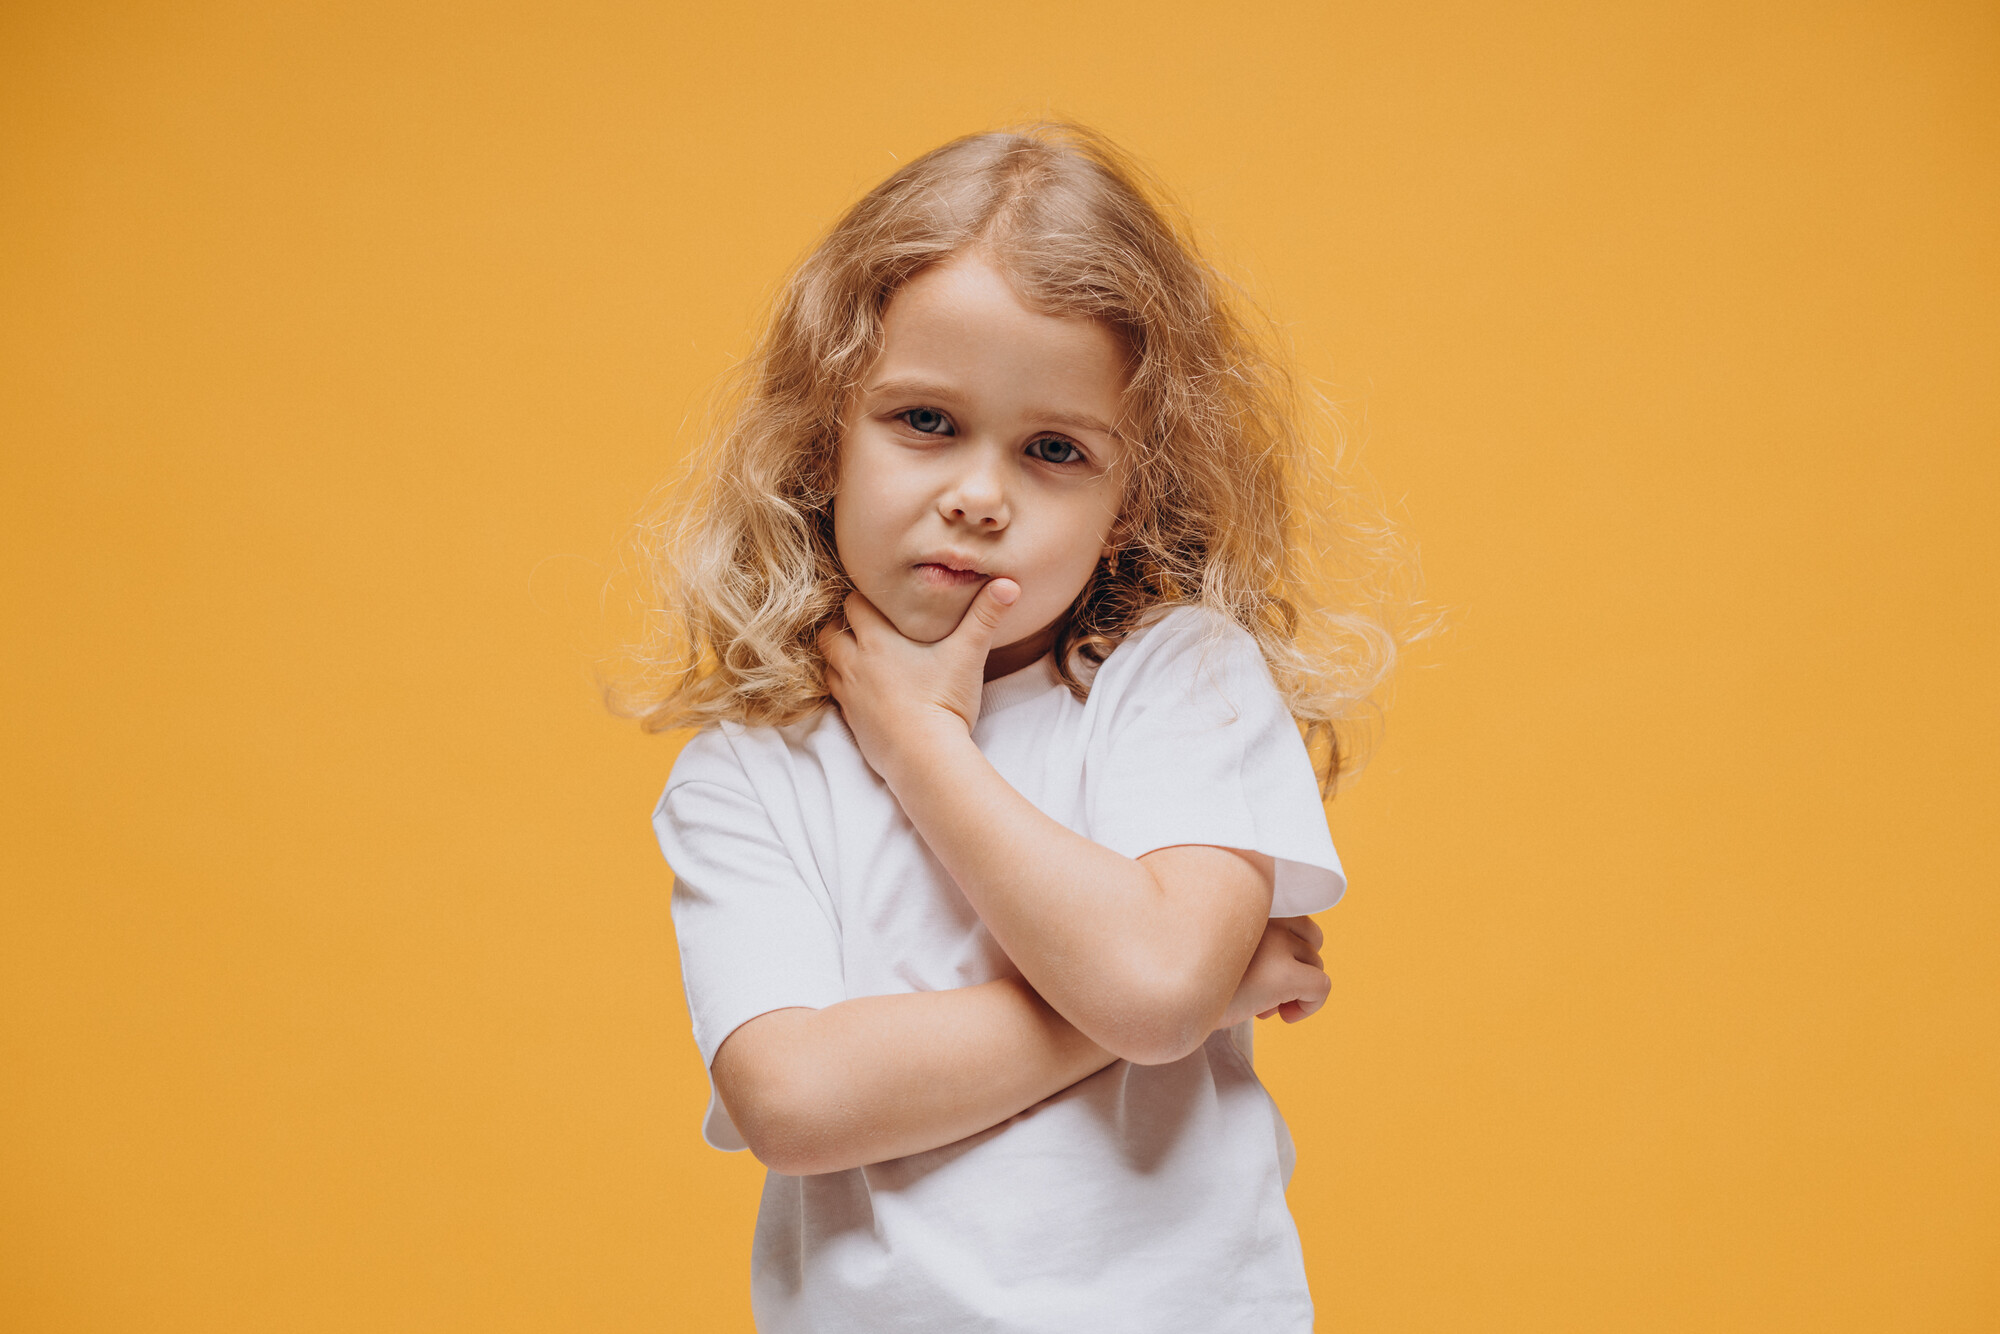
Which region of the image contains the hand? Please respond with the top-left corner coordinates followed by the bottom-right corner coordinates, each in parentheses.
top-left (819, 580), bottom-right (1020, 786)
top-left (1216, 916), bottom-right (1329, 1029)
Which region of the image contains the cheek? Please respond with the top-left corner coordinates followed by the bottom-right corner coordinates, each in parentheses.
top-left (1058, 491), bottom-right (1121, 574)
top-left (832, 466), bottom-right (927, 601)
top-left (830, 446), bottom-right (888, 573)
top-left (830, 490), bottom-right (860, 568)
top-left (1016, 516), bottom-right (1114, 613)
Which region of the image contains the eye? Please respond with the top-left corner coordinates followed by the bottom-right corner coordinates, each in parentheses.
top-left (1025, 436), bottom-right (1084, 465)
top-left (900, 407), bottom-right (952, 435)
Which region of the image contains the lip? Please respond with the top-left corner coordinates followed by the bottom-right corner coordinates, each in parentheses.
top-left (912, 555), bottom-right (991, 588)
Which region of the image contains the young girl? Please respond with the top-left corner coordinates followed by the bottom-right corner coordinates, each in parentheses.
top-left (637, 124), bottom-right (1392, 1332)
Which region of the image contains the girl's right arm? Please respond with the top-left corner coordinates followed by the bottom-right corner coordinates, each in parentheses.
top-left (711, 915), bottom-right (1326, 1176)
top-left (711, 977), bottom-right (1112, 1177)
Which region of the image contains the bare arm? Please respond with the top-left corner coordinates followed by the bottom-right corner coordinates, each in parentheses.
top-left (711, 977), bottom-right (1116, 1177)
top-left (899, 745), bottom-right (1273, 1065)
top-left (822, 583), bottom-right (1313, 1066)
top-left (712, 916), bottom-right (1329, 1176)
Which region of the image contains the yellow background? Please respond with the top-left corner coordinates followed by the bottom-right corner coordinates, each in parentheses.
top-left (4, 2), bottom-right (1994, 1329)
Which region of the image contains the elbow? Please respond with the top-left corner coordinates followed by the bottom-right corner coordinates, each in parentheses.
top-left (713, 1031), bottom-right (856, 1176)
top-left (737, 1118), bottom-right (844, 1178)
top-left (731, 1106), bottom-right (812, 1176)
top-left (1081, 978), bottom-right (1220, 1068)
top-left (727, 1079), bottom-right (852, 1177)
top-left (1106, 1022), bottom-right (1209, 1068)
top-left (1058, 904), bottom-right (1242, 1066)
top-left (745, 1135), bottom-right (839, 1179)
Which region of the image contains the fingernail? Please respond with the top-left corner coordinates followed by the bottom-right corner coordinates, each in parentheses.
top-left (990, 579), bottom-right (1020, 606)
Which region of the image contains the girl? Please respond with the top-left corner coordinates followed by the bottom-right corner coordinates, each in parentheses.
top-left (636, 124), bottom-right (1394, 1332)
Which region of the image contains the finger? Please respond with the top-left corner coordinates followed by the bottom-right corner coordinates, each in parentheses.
top-left (1282, 986), bottom-right (1330, 1023)
top-left (1256, 1006), bottom-right (1281, 1020)
top-left (843, 590), bottom-right (896, 639)
top-left (817, 623), bottom-right (854, 672)
top-left (948, 577), bottom-right (1019, 651)
top-left (1297, 969), bottom-right (1333, 1016)
top-left (1281, 915), bottom-right (1323, 950)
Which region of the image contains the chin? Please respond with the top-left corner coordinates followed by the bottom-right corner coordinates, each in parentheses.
top-left (884, 606), bottom-right (960, 645)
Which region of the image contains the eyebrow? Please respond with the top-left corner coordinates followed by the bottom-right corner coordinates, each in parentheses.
top-left (864, 376), bottom-right (1119, 438)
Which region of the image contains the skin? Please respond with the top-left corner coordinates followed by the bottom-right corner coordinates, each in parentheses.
top-left (830, 251), bottom-right (1128, 678)
top-left (710, 254), bottom-right (1331, 1176)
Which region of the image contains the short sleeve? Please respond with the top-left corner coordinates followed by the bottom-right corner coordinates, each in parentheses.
top-left (1083, 609), bottom-right (1346, 916)
top-left (654, 729), bottom-right (847, 1150)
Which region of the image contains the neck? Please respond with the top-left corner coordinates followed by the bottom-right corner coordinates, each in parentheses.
top-left (983, 621), bottom-right (1059, 680)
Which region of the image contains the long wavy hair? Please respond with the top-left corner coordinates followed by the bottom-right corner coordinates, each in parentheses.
top-left (623, 122), bottom-right (1409, 792)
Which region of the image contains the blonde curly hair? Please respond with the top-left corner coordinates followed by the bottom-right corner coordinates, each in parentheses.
top-left (625, 122), bottom-right (1407, 792)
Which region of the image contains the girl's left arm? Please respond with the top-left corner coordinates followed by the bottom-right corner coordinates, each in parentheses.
top-left (823, 584), bottom-right (1296, 1067)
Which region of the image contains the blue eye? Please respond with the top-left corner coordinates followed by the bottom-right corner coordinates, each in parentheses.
top-left (902, 408), bottom-right (951, 435)
top-left (1026, 437), bottom-right (1083, 464)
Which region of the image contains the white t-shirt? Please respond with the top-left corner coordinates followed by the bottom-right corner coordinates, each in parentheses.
top-left (654, 606), bottom-right (1346, 1333)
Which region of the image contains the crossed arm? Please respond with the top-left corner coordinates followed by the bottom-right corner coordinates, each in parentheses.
top-left (715, 884), bottom-right (1327, 1176)
top-left (711, 582), bottom-right (1331, 1176)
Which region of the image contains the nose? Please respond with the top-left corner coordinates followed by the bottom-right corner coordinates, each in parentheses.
top-left (938, 448), bottom-right (1009, 529)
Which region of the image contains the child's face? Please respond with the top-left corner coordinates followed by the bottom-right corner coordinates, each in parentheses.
top-left (834, 253), bottom-right (1129, 678)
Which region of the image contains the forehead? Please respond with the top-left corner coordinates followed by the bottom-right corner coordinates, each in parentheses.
top-left (870, 254), bottom-right (1130, 430)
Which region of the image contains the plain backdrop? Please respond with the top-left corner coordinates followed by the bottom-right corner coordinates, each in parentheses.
top-left (3, 2), bottom-right (1995, 1330)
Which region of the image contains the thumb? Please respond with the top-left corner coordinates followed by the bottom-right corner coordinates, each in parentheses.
top-left (951, 577), bottom-right (1019, 649)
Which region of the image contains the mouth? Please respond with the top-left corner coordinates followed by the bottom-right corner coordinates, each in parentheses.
top-left (912, 559), bottom-right (990, 588)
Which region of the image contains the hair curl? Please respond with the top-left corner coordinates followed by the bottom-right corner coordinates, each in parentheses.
top-left (622, 122), bottom-right (1411, 793)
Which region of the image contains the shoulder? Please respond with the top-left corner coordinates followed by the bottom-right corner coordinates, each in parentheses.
top-left (1091, 605), bottom-right (1274, 705)
top-left (651, 713), bottom-right (849, 869)
top-left (660, 722), bottom-right (755, 798)
top-left (656, 710), bottom-right (842, 811)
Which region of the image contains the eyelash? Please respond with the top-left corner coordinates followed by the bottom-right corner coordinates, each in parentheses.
top-left (895, 409), bottom-right (1087, 466)
top-left (1025, 437), bottom-right (1084, 465)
